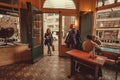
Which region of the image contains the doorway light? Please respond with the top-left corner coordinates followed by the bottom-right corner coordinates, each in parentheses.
top-left (43, 0), bottom-right (76, 9)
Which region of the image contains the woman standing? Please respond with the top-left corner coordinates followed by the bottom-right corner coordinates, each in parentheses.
top-left (44, 28), bottom-right (53, 56)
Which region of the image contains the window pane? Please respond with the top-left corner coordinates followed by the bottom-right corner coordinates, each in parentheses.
top-left (104, 0), bottom-right (115, 5)
top-left (0, 0), bottom-right (18, 6)
top-left (112, 6), bottom-right (120, 10)
top-left (62, 16), bottom-right (75, 45)
top-left (43, 0), bottom-right (76, 9)
top-left (118, 0), bottom-right (120, 2)
top-left (97, 0), bottom-right (103, 7)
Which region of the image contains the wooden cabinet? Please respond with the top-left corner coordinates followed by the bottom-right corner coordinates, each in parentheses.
top-left (0, 44), bottom-right (31, 66)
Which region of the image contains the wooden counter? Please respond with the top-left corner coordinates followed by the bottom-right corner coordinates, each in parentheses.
top-left (0, 44), bottom-right (31, 66)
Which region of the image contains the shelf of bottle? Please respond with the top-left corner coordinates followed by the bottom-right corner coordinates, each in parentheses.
top-left (96, 17), bottom-right (120, 21)
top-left (102, 43), bottom-right (120, 49)
top-left (96, 28), bottom-right (120, 30)
top-left (96, 27), bottom-right (120, 29)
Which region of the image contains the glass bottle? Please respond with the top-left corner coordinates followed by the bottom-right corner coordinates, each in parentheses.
top-left (93, 47), bottom-right (96, 58)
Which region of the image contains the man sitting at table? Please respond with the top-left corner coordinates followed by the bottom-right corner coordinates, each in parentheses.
top-left (82, 34), bottom-right (100, 53)
top-left (81, 34), bottom-right (102, 78)
top-left (92, 35), bottom-right (102, 55)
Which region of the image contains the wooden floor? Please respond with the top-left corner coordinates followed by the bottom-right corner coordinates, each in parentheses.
top-left (0, 55), bottom-right (119, 80)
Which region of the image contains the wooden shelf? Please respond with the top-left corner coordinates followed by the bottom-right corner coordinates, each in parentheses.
top-left (96, 7), bottom-right (120, 47)
top-left (96, 17), bottom-right (120, 21)
top-left (98, 27), bottom-right (120, 29)
top-left (96, 27), bottom-right (120, 30)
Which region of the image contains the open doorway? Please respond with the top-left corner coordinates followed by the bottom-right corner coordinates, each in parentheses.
top-left (43, 13), bottom-right (59, 56)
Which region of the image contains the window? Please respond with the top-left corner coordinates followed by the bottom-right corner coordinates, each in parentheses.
top-left (48, 25), bottom-right (54, 28)
top-left (0, 0), bottom-right (18, 6)
top-left (48, 13), bottom-right (54, 16)
top-left (71, 17), bottom-right (75, 24)
top-left (43, 0), bottom-right (76, 9)
top-left (55, 18), bottom-right (59, 22)
top-left (55, 25), bottom-right (59, 28)
top-left (47, 19), bottom-right (53, 23)
top-left (55, 13), bottom-right (58, 15)
top-left (112, 6), bottom-right (120, 11)
top-left (117, 0), bottom-right (120, 2)
top-left (62, 16), bottom-right (76, 45)
top-left (104, 0), bottom-right (115, 5)
top-left (97, 0), bottom-right (103, 7)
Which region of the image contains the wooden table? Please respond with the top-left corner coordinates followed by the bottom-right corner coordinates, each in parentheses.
top-left (66, 49), bottom-right (107, 80)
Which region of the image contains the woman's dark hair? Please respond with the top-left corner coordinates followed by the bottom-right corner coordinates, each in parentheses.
top-left (86, 34), bottom-right (93, 40)
top-left (46, 28), bottom-right (51, 33)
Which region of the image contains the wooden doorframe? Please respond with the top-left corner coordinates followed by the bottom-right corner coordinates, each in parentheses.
top-left (59, 13), bottom-right (79, 56)
top-left (42, 12), bottom-right (79, 56)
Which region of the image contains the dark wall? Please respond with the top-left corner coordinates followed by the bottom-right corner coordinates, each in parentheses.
top-left (79, 11), bottom-right (93, 42)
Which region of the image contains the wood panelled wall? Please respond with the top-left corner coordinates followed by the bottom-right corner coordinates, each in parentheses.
top-left (79, 0), bottom-right (96, 11)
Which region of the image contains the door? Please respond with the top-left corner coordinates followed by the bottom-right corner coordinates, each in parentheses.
top-left (27, 2), bottom-right (43, 63)
top-left (59, 15), bottom-right (76, 56)
top-left (32, 12), bottom-right (43, 62)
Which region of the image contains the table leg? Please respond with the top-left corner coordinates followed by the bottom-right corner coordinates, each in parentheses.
top-left (94, 66), bottom-right (99, 80)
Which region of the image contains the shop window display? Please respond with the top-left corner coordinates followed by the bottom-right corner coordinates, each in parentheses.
top-left (0, 14), bottom-right (20, 44)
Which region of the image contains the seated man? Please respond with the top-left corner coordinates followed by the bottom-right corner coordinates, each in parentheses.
top-left (92, 35), bottom-right (102, 45)
top-left (82, 34), bottom-right (100, 53)
top-left (79, 34), bottom-right (102, 78)
top-left (92, 35), bottom-right (102, 55)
